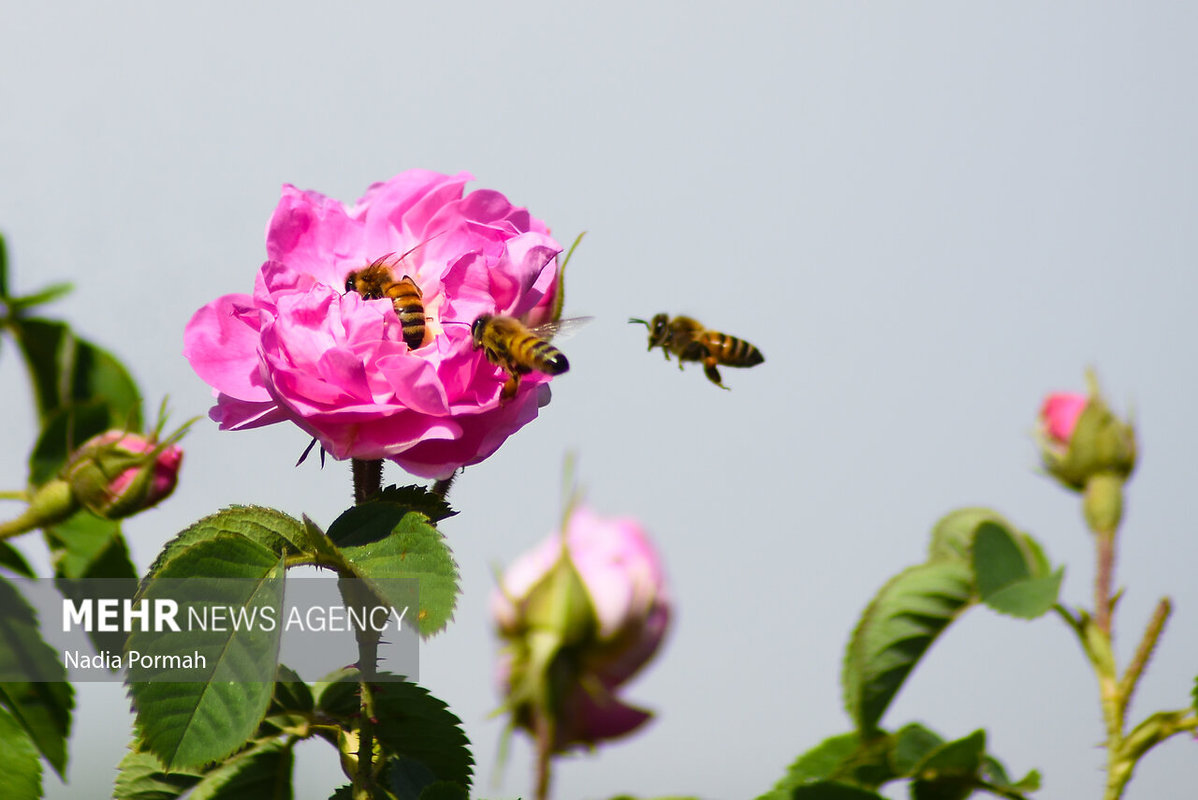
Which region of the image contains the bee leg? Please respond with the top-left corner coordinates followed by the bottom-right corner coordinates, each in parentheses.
top-left (500, 373), bottom-right (521, 403)
top-left (702, 358), bottom-right (729, 390)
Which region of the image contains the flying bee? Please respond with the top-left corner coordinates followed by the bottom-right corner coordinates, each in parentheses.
top-left (471, 314), bottom-right (590, 401)
top-left (344, 256), bottom-right (427, 350)
top-left (629, 313), bottom-right (764, 389)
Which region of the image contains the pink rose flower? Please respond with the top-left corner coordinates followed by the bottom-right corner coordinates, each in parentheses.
top-left (64, 431), bottom-right (183, 519)
top-left (1039, 392), bottom-right (1089, 448)
top-left (492, 506), bottom-right (670, 750)
top-left (183, 170), bottom-right (563, 479)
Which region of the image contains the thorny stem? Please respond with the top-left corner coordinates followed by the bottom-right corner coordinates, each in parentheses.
top-left (352, 458), bottom-right (383, 505)
top-left (1093, 528), bottom-right (1116, 636)
top-left (430, 470), bottom-right (457, 500)
top-left (350, 458), bottom-right (384, 799)
top-left (1118, 597), bottom-right (1171, 720)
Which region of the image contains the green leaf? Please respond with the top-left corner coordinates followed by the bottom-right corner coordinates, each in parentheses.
top-left (129, 535), bottom-right (284, 770)
top-left (909, 729), bottom-right (986, 800)
top-left (5, 283), bottom-right (73, 316)
top-left (377, 485), bottom-right (457, 523)
top-left (0, 577), bottom-right (73, 775)
top-left (299, 515), bottom-right (343, 566)
top-left (46, 510), bottom-right (135, 580)
top-left (910, 729), bottom-right (985, 778)
top-left (891, 724), bottom-right (945, 777)
top-left (0, 704), bottom-right (42, 800)
top-left (927, 508), bottom-right (1013, 564)
top-left (413, 781), bottom-right (469, 800)
top-left (767, 732), bottom-right (897, 793)
top-left (113, 750), bottom-right (202, 800)
top-left (774, 784), bottom-right (888, 800)
top-left (1192, 675), bottom-right (1197, 715)
top-left (979, 755), bottom-right (1040, 794)
top-left (332, 506), bottom-right (459, 637)
top-left (69, 335), bottom-right (143, 429)
top-left (0, 232), bottom-right (8, 299)
top-left (48, 510), bottom-right (137, 654)
top-left (184, 739), bottom-right (293, 800)
top-left (321, 676), bottom-right (473, 789)
top-left (9, 319), bottom-right (143, 431)
top-left (9, 318), bottom-right (71, 421)
top-left (973, 522), bottom-right (1062, 619)
top-left (268, 665), bottom-right (314, 716)
top-left (28, 400), bottom-right (113, 486)
top-left (774, 732), bottom-right (862, 787)
top-left (0, 543), bottom-right (35, 578)
top-left (145, 506), bottom-right (308, 583)
top-left (843, 562), bottom-right (975, 734)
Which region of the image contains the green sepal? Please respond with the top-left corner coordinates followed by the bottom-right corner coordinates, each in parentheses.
top-left (550, 231), bottom-right (586, 323)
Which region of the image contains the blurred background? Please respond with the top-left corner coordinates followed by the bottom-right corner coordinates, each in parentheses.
top-left (2, 2), bottom-right (1196, 798)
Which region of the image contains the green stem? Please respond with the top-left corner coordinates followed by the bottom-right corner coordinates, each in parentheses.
top-left (1093, 527), bottom-right (1116, 637)
top-left (349, 458), bottom-right (384, 799)
top-left (1118, 598), bottom-right (1171, 720)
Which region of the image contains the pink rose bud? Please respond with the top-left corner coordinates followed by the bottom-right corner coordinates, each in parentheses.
top-left (1039, 392), bottom-right (1088, 448)
top-left (491, 506), bottom-right (670, 751)
top-left (1036, 373), bottom-right (1136, 498)
top-left (62, 431), bottom-right (183, 520)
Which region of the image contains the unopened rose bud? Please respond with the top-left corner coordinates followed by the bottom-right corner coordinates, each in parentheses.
top-left (62, 431), bottom-right (183, 520)
top-left (492, 506), bottom-right (670, 752)
top-left (1037, 375), bottom-right (1136, 494)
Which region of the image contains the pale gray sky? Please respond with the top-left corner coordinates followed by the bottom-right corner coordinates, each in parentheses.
top-left (2, 3), bottom-right (1197, 799)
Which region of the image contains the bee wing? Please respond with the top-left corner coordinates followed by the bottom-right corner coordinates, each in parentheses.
top-left (529, 316), bottom-right (594, 342)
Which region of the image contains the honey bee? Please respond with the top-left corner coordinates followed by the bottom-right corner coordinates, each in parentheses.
top-left (344, 249), bottom-right (428, 350)
top-left (629, 313), bottom-right (764, 389)
top-left (471, 315), bottom-right (588, 401)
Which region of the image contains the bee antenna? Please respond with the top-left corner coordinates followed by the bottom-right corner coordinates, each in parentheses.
top-left (628, 317), bottom-right (649, 326)
top-left (441, 320), bottom-right (473, 328)
top-left (395, 230), bottom-right (449, 264)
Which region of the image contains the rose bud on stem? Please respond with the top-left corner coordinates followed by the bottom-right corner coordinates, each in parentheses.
top-left (492, 506), bottom-right (670, 800)
top-left (0, 414), bottom-right (192, 540)
top-left (1038, 371), bottom-right (1195, 800)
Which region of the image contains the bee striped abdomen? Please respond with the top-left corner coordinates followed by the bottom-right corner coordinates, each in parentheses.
top-left (702, 332), bottom-right (764, 367)
top-left (384, 276), bottom-right (426, 350)
top-left (524, 338), bottom-right (570, 375)
top-left (344, 259), bottom-right (427, 350)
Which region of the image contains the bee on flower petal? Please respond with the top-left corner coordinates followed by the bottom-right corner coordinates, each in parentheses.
top-left (344, 238), bottom-right (443, 350)
top-left (472, 315), bottom-right (591, 401)
top-left (629, 313), bottom-right (764, 389)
